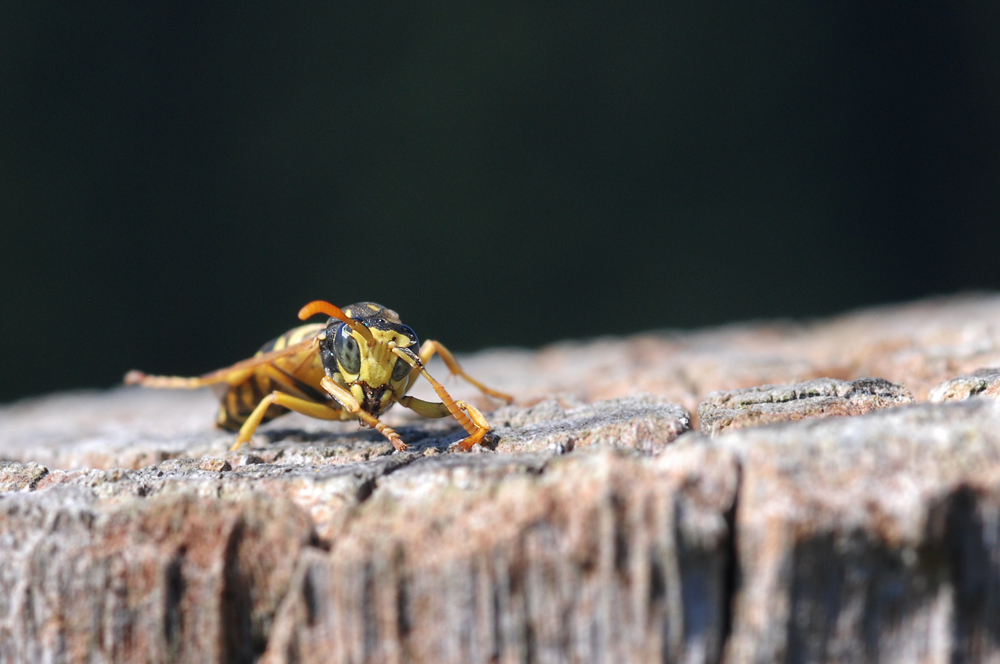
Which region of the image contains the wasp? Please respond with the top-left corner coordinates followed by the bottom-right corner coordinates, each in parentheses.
top-left (125, 301), bottom-right (513, 452)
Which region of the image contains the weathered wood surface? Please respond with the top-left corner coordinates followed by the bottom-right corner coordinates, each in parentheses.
top-left (697, 377), bottom-right (914, 436)
top-left (2, 294), bottom-right (1000, 663)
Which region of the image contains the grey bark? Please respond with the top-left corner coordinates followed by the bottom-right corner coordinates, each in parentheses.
top-left (698, 377), bottom-right (914, 435)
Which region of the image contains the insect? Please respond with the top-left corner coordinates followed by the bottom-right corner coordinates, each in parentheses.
top-left (125, 301), bottom-right (513, 452)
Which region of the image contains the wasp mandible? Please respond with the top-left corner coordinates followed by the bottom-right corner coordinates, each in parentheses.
top-left (125, 301), bottom-right (513, 452)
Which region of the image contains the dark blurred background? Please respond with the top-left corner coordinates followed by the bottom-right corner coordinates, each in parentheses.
top-left (1, 2), bottom-right (999, 404)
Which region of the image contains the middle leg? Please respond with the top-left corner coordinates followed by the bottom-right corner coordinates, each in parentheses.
top-left (233, 391), bottom-right (346, 451)
top-left (413, 340), bottom-right (513, 403)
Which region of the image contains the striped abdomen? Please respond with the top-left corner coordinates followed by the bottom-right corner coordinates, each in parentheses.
top-left (213, 323), bottom-right (328, 430)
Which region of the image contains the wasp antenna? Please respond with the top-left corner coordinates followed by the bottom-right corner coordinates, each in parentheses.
top-left (298, 300), bottom-right (375, 344)
top-left (298, 300), bottom-right (344, 320)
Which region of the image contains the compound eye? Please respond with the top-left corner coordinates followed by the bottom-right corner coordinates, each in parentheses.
top-left (391, 355), bottom-right (412, 382)
top-left (334, 324), bottom-right (361, 374)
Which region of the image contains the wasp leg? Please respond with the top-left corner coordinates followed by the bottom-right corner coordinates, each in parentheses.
top-left (410, 340), bottom-right (514, 404)
top-left (232, 392), bottom-right (345, 451)
top-left (124, 371), bottom-right (210, 389)
top-left (320, 377), bottom-right (408, 452)
top-left (393, 348), bottom-right (493, 451)
top-left (398, 395), bottom-right (450, 418)
top-left (399, 395), bottom-right (493, 451)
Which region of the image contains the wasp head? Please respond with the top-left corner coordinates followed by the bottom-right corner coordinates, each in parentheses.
top-left (317, 302), bottom-right (419, 416)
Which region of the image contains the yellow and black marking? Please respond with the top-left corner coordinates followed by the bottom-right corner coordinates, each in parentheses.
top-left (125, 301), bottom-right (513, 452)
top-left (213, 322), bottom-right (327, 431)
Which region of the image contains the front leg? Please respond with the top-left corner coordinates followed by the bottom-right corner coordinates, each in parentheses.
top-left (320, 377), bottom-right (408, 452)
top-left (398, 395), bottom-right (493, 451)
top-left (394, 348), bottom-right (496, 452)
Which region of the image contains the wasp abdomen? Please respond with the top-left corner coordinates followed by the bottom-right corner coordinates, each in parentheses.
top-left (213, 323), bottom-right (327, 431)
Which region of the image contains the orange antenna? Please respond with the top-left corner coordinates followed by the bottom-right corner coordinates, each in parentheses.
top-left (298, 300), bottom-right (375, 344)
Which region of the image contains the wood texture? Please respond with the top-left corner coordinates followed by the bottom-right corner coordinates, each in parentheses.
top-left (2, 294), bottom-right (1000, 663)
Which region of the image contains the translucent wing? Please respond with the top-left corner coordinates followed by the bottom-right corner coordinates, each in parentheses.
top-left (125, 324), bottom-right (325, 389)
top-left (196, 336), bottom-right (322, 385)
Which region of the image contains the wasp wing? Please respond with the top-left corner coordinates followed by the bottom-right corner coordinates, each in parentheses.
top-left (126, 323), bottom-right (326, 390)
top-left (197, 336), bottom-right (322, 385)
